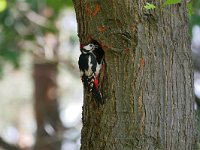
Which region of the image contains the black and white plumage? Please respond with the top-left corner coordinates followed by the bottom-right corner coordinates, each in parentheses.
top-left (91, 41), bottom-right (104, 62)
top-left (91, 40), bottom-right (105, 75)
top-left (78, 42), bottom-right (104, 105)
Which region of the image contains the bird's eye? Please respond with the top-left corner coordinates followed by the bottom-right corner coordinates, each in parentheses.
top-left (89, 44), bottom-right (93, 47)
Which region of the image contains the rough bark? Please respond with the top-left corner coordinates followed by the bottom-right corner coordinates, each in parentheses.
top-left (73, 0), bottom-right (197, 149)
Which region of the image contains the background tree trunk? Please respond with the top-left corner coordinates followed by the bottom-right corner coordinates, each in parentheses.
top-left (73, 0), bottom-right (197, 149)
top-left (33, 62), bottom-right (63, 150)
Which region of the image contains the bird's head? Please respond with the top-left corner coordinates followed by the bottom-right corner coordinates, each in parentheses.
top-left (81, 43), bottom-right (98, 53)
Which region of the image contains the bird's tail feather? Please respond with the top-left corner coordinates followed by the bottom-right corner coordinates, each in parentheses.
top-left (82, 75), bottom-right (104, 105)
top-left (92, 86), bottom-right (104, 105)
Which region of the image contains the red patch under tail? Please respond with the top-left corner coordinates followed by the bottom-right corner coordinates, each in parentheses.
top-left (80, 44), bottom-right (84, 49)
top-left (94, 78), bottom-right (99, 89)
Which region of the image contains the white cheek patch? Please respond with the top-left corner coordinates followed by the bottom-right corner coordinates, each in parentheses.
top-left (83, 45), bottom-right (91, 50)
top-left (83, 44), bottom-right (95, 51)
top-left (84, 45), bottom-right (93, 51)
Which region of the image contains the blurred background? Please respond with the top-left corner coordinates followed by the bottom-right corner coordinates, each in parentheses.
top-left (0, 0), bottom-right (82, 150)
top-left (192, 0), bottom-right (200, 121)
top-left (0, 0), bottom-right (200, 150)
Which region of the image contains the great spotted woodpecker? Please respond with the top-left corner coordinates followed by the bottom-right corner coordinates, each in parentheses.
top-left (78, 41), bottom-right (104, 105)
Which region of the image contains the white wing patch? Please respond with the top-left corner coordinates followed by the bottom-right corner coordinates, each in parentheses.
top-left (95, 63), bottom-right (101, 76)
top-left (85, 55), bottom-right (93, 76)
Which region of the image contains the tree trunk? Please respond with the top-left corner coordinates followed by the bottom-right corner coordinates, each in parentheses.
top-left (73, 1), bottom-right (197, 149)
top-left (33, 62), bottom-right (63, 150)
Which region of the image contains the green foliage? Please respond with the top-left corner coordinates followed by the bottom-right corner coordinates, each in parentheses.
top-left (144, 0), bottom-right (193, 18)
top-left (0, 49), bottom-right (20, 68)
top-left (66, 0), bottom-right (74, 7)
top-left (0, 0), bottom-right (69, 77)
top-left (190, 0), bottom-right (200, 27)
top-left (163, 0), bottom-right (181, 6)
top-left (144, 3), bottom-right (156, 10)
top-left (46, 0), bottom-right (72, 12)
top-left (143, 0), bottom-right (195, 34)
top-left (0, 0), bottom-right (7, 12)
top-left (187, 2), bottom-right (193, 17)
top-left (190, 14), bottom-right (200, 26)
top-left (144, 0), bottom-right (182, 11)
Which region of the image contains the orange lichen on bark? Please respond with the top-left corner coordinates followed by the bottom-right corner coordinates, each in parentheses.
top-left (98, 26), bottom-right (106, 32)
top-left (140, 57), bottom-right (145, 66)
top-left (93, 4), bottom-right (101, 16)
top-left (85, 3), bottom-right (92, 16)
top-left (140, 57), bottom-right (145, 75)
top-left (124, 48), bottom-right (130, 54)
top-left (85, 3), bottom-right (101, 17)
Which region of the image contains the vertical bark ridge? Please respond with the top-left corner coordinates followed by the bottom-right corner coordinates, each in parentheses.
top-left (137, 1), bottom-right (197, 149)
